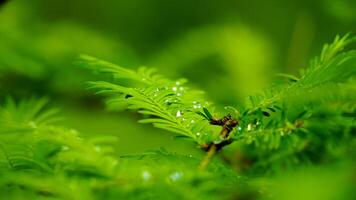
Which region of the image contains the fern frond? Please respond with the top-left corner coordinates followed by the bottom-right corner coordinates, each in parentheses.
top-left (0, 98), bottom-right (117, 177)
top-left (232, 34), bottom-right (356, 173)
top-left (0, 98), bottom-right (63, 134)
top-left (80, 34), bottom-right (355, 174)
top-left (77, 54), bottom-right (165, 85)
top-left (79, 55), bottom-right (221, 145)
top-left (311, 34), bottom-right (355, 69)
top-left (244, 34), bottom-right (356, 114)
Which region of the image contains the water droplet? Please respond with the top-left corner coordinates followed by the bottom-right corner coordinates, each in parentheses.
top-left (196, 132), bottom-right (201, 136)
top-left (176, 111), bottom-right (182, 117)
top-left (247, 124), bottom-right (253, 131)
top-left (172, 86), bottom-right (178, 91)
top-left (238, 126), bottom-right (242, 131)
top-left (142, 170), bottom-right (151, 181)
top-left (165, 99), bottom-right (173, 105)
top-left (189, 154), bottom-right (193, 158)
top-left (179, 86), bottom-right (184, 91)
top-left (175, 81), bottom-right (181, 85)
top-left (193, 104), bottom-right (202, 109)
top-left (169, 171), bottom-right (183, 182)
top-left (177, 93), bottom-right (182, 96)
top-left (190, 120), bottom-right (195, 124)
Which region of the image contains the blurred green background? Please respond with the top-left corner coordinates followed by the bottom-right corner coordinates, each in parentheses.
top-left (0, 0), bottom-right (355, 156)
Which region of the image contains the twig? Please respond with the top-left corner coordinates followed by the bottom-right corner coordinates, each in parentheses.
top-left (199, 145), bottom-right (217, 170)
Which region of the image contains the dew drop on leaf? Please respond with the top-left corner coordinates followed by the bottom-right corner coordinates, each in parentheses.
top-left (142, 170), bottom-right (151, 181)
top-left (247, 124), bottom-right (253, 131)
top-left (193, 104), bottom-right (202, 109)
top-left (169, 171), bottom-right (183, 182)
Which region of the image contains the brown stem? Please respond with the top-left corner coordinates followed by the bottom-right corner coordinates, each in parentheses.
top-left (199, 145), bottom-right (217, 170)
top-left (199, 114), bottom-right (238, 170)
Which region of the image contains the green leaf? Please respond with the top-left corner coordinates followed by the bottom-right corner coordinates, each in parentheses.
top-left (203, 107), bottom-right (213, 120)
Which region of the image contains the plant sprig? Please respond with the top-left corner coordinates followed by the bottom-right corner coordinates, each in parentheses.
top-left (78, 55), bottom-right (241, 148)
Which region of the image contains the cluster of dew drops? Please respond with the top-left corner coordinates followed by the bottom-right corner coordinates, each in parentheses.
top-left (141, 170), bottom-right (184, 182)
top-left (152, 81), bottom-right (285, 141)
top-left (155, 80), bottom-right (214, 139)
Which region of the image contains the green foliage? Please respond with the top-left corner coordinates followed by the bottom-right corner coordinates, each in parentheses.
top-left (0, 98), bottom-right (116, 199)
top-left (0, 98), bottom-right (117, 174)
top-left (0, 15), bottom-right (355, 197)
top-left (1, 1), bottom-right (356, 199)
top-left (77, 55), bottom-right (223, 145)
top-left (227, 34), bottom-right (356, 173)
top-left (81, 34), bottom-right (356, 175)
top-left (0, 98), bottom-right (242, 200)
